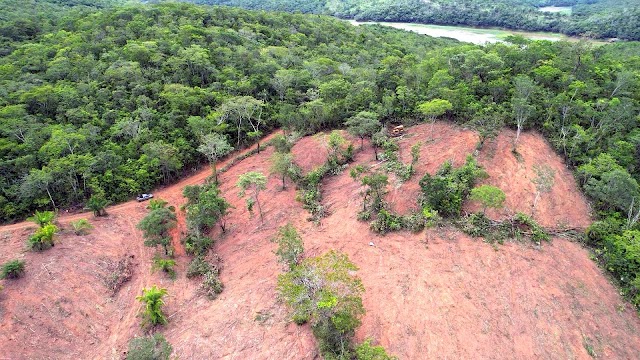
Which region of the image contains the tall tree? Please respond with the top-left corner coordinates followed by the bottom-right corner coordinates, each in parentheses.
top-left (270, 152), bottom-right (295, 190)
top-left (197, 133), bottom-right (233, 183)
top-left (344, 111), bottom-right (381, 150)
top-left (511, 75), bottom-right (536, 146)
top-left (237, 171), bottom-right (267, 223)
top-left (417, 99), bottom-right (452, 139)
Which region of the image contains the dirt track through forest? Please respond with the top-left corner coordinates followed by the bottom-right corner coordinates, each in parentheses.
top-left (1, 124), bottom-right (639, 360)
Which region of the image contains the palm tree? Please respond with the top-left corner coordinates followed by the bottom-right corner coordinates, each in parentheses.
top-left (136, 285), bottom-right (169, 327)
top-left (27, 210), bottom-right (55, 227)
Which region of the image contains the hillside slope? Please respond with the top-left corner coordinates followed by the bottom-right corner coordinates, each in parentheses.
top-left (1, 123), bottom-right (639, 359)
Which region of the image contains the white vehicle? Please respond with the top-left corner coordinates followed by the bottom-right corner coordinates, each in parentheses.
top-left (136, 193), bottom-right (154, 202)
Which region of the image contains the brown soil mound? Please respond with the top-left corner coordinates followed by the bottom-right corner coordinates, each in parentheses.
top-left (1, 123), bottom-right (638, 360)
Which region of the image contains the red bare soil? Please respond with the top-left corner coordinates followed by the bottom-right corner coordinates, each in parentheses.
top-left (1, 123), bottom-right (638, 360)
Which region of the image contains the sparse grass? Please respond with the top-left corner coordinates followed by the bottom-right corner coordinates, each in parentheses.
top-left (1, 259), bottom-right (25, 279)
top-left (583, 335), bottom-right (597, 357)
top-left (254, 310), bottom-right (273, 324)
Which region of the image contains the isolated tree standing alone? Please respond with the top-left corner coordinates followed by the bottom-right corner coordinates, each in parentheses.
top-left (344, 111), bottom-right (381, 149)
top-left (197, 133), bottom-right (233, 183)
top-left (417, 99), bottom-right (452, 140)
top-left (237, 171), bottom-right (267, 223)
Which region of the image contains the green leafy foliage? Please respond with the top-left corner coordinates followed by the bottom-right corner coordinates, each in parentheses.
top-left (152, 257), bottom-right (177, 280)
top-left (345, 111), bottom-right (381, 149)
top-left (183, 183), bottom-right (231, 236)
top-left (201, 269), bottom-right (224, 300)
top-left (419, 157), bottom-right (486, 217)
top-left (27, 210), bottom-right (55, 227)
top-left (237, 171), bottom-right (267, 222)
top-left (137, 201), bottom-right (177, 255)
top-left (186, 256), bottom-right (213, 278)
top-left (277, 251), bottom-right (365, 359)
top-left (601, 230), bottom-right (640, 306)
top-left (1, 259), bottom-right (25, 279)
top-left (70, 218), bottom-right (93, 235)
top-left (136, 285), bottom-right (168, 327)
top-left (28, 223), bottom-right (58, 251)
top-left (355, 339), bottom-right (398, 360)
top-left (86, 193), bottom-right (110, 217)
top-left (197, 133), bottom-right (233, 183)
top-left (270, 152), bottom-right (295, 190)
top-left (126, 333), bottom-right (173, 360)
top-left (470, 185), bottom-right (506, 214)
top-left (271, 223), bottom-right (304, 270)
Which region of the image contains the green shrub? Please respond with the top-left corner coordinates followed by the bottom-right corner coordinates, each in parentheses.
top-left (152, 257), bottom-right (177, 280)
top-left (201, 270), bottom-right (224, 300)
top-left (401, 211), bottom-right (428, 233)
top-left (586, 215), bottom-right (624, 246)
top-left (183, 233), bottom-right (213, 256)
top-left (70, 218), bottom-right (93, 235)
top-left (513, 213), bottom-right (550, 244)
top-left (271, 223), bottom-right (304, 270)
top-left (602, 230), bottom-right (640, 306)
top-left (126, 333), bottom-right (173, 360)
top-left (370, 209), bottom-right (403, 234)
top-left (27, 210), bottom-right (56, 227)
top-left (28, 223), bottom-right (58, 251)
top-left (418, 156), bottom-right (486, 218)
top-left (277, 251), bottom-right (365, 360)
top-left (186, 256), bottom-right (212, 278)
top-left (136, 285), bottom-right (168, 327)
top-left (1, 259), bottom-right (25, 279)
top-left (356, 339), bottom-right (398, 360)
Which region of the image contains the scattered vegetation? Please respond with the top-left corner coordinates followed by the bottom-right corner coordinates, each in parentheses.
top-left (126, 333), bottom-right (173, 360)
top-left (458, 212), bottom-right (551, 245)
top-left (294, 132), bottom-right (356, 223)
top-left (0, 259), bottom-right (25, 279)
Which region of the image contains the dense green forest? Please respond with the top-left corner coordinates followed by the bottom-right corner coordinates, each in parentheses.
top-left (190, 0), bottom-right (640, 41)
top-left (2, 2), bottom-right (640, 304)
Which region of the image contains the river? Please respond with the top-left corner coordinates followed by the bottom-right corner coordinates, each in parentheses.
top-left (348, 20), bottom-right (588, 45)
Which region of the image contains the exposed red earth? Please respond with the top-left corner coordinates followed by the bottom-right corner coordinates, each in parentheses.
top-left (1, 123), bottom-right (638, 360)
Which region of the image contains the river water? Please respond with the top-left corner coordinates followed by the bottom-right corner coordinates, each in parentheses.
top-left (348, 20), bottom-right (584, 45)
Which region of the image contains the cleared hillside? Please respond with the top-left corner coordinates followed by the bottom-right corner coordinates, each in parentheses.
top-left (1, 123), bottom-right (638, 359)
